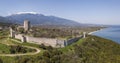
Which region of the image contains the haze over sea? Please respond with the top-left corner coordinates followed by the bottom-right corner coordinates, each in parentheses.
top-left (92, 26), bottom-right (120, 44)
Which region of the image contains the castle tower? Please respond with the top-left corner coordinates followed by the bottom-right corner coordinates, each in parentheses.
top-left (83, 32), bottom-right (86, 38)
top-left (10, 27), bottom-right (15, 38)
top-left (24, 20), bottom-right (30, 31)
top-left (21, 35), bottom-right (26, 42)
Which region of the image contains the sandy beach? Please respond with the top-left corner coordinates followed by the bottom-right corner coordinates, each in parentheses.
top-left (88, 28), bottom-right (105, 35)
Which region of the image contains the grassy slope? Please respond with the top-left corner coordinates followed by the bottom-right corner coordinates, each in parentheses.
top-left (0, 38), bottom-right (44, 63)
top-left (60, 38), bottom-right (85, 52)
top-left (0, 30), bottom-right (43, 63)
top-left (0, 44), bottom-right (10, 54)
top-left (60, 35), bottom-right (120, 63)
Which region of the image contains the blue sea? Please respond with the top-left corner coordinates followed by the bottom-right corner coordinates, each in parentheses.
top-left (92, 26), bottom-right (120, 44)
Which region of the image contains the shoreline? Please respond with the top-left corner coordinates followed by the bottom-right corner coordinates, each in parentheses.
top-left (88, 28), bottom-right (105, 35)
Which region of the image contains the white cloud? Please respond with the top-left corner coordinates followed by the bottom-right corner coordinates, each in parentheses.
top-left (16, 12), bottom-right (39, 14)
top-left (7, 12), bottom-right (39, 16)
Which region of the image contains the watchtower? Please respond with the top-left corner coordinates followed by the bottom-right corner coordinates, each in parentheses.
top-left (10, 27), bottom-right (15, 38)
top-left (24, 20), bottom-right (30, 31)
top-left (83, 32), bottom-right (86, 38)
top-left (21, 35), bottom-right (26, 42)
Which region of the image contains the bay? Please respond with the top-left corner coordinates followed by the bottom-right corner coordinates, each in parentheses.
top-left (92, 27), bottom-right (120, 44)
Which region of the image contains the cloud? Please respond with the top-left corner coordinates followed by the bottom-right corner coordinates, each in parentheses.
top-left (16, 12), bottom-right (39, 14)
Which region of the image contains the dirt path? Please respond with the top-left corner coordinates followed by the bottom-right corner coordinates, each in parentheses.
top-left (0, 46), bottom-right (40, 57)
top-left (0, 39), bottom-right (41, 57)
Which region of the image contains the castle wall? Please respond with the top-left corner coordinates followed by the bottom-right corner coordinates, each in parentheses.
top-left (56, 39), bottom-right (66, 47)
top-left (26, 36), bottom-right (59, 47)
top-left (13, 33), bottom-right (82, 47)
top-left (14, 34), bottom-right (65, 47)
top-left (15, 34), bottom-right (23, 40)
top-left (14, 34), bottom-right (82, 47)
top-left (66, 36), bottom-right (82, 45)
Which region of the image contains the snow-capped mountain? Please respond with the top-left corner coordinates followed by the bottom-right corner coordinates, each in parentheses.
top-left (6, 12), bottom-right (82, 26)
top-left (11, 12), bottom-right (39, 15)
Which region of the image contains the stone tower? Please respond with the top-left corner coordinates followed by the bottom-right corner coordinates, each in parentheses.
top-left (21, 35), bottom-right (26, 42)
top-left (24, 20), bottom-right (30, 31)
top-left (10, 27), bottom-right (15, 38)
top-left (83, 32), bottom-right (86, 38)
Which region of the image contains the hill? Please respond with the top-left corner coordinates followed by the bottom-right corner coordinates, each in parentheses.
top-left (12, 35), bottom-right (120, 63)
top-left (0, 30), bottom-right (120, 63)
top-left (59, 35), bottom-right (120, 63)
top-left (33, 35), bottom-right (120, 63)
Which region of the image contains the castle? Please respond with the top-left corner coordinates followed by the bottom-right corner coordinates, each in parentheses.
top-left (10, 20), bottom-right (86, 47)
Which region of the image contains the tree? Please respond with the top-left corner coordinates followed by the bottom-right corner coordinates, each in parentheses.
top-left (0, 58), bottom-right (3, 63)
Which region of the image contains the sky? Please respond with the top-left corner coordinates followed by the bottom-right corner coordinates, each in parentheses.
top-left (0, 0), bottom-right (120, 25)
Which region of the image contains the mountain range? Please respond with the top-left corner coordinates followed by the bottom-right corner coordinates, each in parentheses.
top-left (0, 16), bottom-right (11, 23)
top-left (0, 12), bottom-right (101, 27)
top-left (5, 13), bottom-right (83, 26)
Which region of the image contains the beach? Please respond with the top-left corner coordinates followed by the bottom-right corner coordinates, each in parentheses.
top-left (88, 28), bottom-right (104, 35)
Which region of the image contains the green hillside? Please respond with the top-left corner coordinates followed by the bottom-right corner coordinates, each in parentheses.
top-left (37, 35), bottom-right (120, 63)
top-left (0, 34), bottom-right (120, 63)
top-left (60, 35), bottom-right (120, 63)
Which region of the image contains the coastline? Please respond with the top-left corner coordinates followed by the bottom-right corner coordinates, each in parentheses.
top-left (88, 27), bottom-right (120, 44)
top-left (88, 28), bottom-right (105, 35)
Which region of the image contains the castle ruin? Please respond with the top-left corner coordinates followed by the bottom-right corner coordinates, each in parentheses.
top-left (83, 32), bottom-right (86, 38)
top-left (10, 27), bottom-right (15, 38)
top-left (24, 20), bottom-right (30, 31)
top-left (10, 20), bottom-right (83, 47)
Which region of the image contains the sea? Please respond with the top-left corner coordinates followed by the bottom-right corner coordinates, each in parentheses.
top-left (92, 26), bottom-right (120, 44)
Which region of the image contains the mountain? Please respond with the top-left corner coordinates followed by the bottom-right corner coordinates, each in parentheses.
top-left (0, 16), bottom-right (11, 23)
top-left (0, 16), bottom-right (12, 26)
top-left (6, 13), bottom-right (82, 26)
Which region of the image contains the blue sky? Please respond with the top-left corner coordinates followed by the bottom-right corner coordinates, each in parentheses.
top-left (0, 0), bottom-right (120, 25)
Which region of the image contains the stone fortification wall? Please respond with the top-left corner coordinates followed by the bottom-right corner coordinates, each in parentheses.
top-left (26, 36), bottom-right (59, 47)
top-left (15, 34), bottom-right (23, 40)
top-left (14, 34), bottom-right (65, 47)
top-left (13, 34), bottom-right (82, 47)
top-left (56, 40), bottom-right (66, 47)
top-left (66, 36), bottom-right (82, 45)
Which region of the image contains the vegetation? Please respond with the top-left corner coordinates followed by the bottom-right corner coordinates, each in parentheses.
top-left (0, 35), bottom-right (119, 63)
top-left (32, 35), bottom-right (120, 63)
top-left (0, 27), bottom-right (120, 63)
top-left (60, 35), bottom-right (120, 63)
top-left (0, 22), bottom-right (12, 27)
top-left (0, 44), bottom-right (10, 54)
top-left (11, 24), bottom-right (104, 39)
top-left (10, 45), bottom-right (36, 54)
top-left (26, 26), bottom-right (103, 39)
